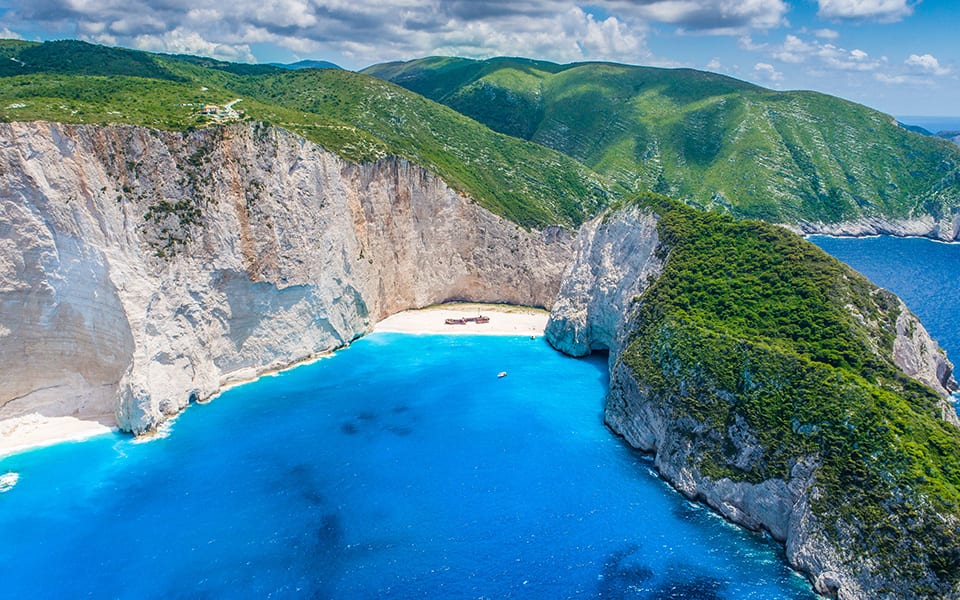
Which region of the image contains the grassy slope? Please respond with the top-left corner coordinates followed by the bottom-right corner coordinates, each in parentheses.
top-left (620, 194), bottom-right (960, 594)
top-left (364, 57), bottom-right (960, 225)
top-left (0, 41), bottom-right (609, 228)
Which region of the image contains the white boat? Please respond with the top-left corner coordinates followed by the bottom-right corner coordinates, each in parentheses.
top-left (0, 472), bottom-right (18, 492)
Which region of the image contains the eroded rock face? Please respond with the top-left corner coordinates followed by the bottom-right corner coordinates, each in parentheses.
top-left (892, 300), bottom-right (960, 426)
top-left (0, 122), bottom-right (573, 432)
top-left (545, 205), bottom-right (662, 359)
top-left (790, 214), bottom-right (960, 242)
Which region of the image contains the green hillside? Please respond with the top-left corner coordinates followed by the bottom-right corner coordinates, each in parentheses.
top-left (365, 57), bottom-right (960, 225)
top-left (0, 40), bottom-right (609, 228)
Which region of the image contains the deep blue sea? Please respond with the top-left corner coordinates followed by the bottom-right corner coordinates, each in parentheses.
top-left (897, 115), bottom-right (960, 133)
top-left (0, 334), bottom-right (814, 599)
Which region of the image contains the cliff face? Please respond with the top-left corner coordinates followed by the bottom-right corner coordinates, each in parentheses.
top-left (545, 204), bottom-right (662, 359)
top-left (792, 214), bottom-right (960, 242)
top-left (0, 122), bottom-right (572, 433)
top-left (547, 204), bottom-right (960, 599)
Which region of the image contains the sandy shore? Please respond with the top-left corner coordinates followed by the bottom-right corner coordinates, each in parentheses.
top-left (375, 302), bottom-right (549, 335)
top-left (0, 413), bottom-right (116, 459)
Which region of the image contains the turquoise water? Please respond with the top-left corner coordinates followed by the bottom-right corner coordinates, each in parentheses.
top-left (0, 334), bottom-right (814, 598)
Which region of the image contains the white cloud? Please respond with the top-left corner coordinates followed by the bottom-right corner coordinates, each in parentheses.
top-left (738, 36), bottom-right (768, 51)
top-left (620, 0), bottom-right (789, 33)
top-left (132, 28), bottom-right (256, 63)
top-left (765, 34), bottom-right (884, 72)
top-left (875, 72), bottom-right (935, 86)
top-left (2, 0), bottom-right (796, 67)
top-left (754, 62), bottom-right (783, 82)
top-left (706, 58), bottom-right (722, 71)
top-left (773, 34), bottom-right (813, 63)
top-left (817, 44), bottom-right (883, 71)
top-left (817, 0), bottom-right (917, 23)
top-left (813, 28), bottom-right (840, 39)
top-left (905, 53), bottom-right (951, 76)
top-left (0, 28), bottom-right (24, 40)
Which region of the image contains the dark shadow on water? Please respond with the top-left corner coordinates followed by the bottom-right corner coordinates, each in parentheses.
top-left (597, 544), bottom-right (729, 599)
top-left (651, 574), bottom-right (726, 599)
top-left (286, 463), bottom-right (327, 506)
top-left (597, 544), bottom-right (653, 597)
top-left (384, 425), bottom-right (413, 436)
top-left (339, 405), bottom-right (417, 437)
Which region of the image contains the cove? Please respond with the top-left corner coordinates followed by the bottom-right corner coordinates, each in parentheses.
top-left (0, 333), bottom-right (814, 598)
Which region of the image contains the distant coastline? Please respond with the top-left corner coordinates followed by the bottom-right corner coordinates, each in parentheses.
top-left (897, 115), bottom-right (960, 133)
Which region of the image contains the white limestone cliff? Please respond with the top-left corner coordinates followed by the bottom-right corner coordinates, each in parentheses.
top-left (789, 213), bottom-right (960, 242)
top-left (0, 121), bottom-right (572, 433)
top-left (544, 204), bottom-right (662, 360)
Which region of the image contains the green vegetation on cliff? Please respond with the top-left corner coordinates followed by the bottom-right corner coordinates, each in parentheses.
top-left (620, 194), bottom-right (960, 594)
top-left (0, 40), bottom-right (608, 228)
top-left (365, 57), bottom-right (960, 226)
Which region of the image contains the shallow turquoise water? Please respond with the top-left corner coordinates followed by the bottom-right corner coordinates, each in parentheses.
top-left (0, 333), bottom-right (814, 598)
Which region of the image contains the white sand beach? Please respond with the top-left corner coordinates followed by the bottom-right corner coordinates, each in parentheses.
top-left (0, 413), bottom-right (116, 459)
top-left (374, 302), bottom-right (549, 335)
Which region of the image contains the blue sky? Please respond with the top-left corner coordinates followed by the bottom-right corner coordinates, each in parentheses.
top-left (0, 0), bottom-right (956, 117)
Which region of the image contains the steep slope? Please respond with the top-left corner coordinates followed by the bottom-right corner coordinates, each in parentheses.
top-left (0, 121), bottom-right (573, 433)
top-left (0, 40), bottom-right (610, 229)
top-left (547, 195), bottom-right (960, 599)
top-left (365, 57), bottom-right (960, 238)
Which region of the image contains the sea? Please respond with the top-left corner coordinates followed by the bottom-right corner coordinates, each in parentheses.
top-left (0, 333), bottom-right (813, 598)
top-left (1, 236), bottom-right (957, 599)
top-left (897, 116), bottom-right (960, 134)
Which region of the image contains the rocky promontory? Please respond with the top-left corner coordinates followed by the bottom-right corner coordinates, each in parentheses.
top-left (547, 198), bottom-right (960, 599)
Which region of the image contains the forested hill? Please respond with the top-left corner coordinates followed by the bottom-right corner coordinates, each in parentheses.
top-left (364, 56), bottom-right (960, 227)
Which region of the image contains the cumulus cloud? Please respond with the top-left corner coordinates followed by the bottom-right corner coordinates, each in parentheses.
top-left (132, 28), bottom-right (256, 63)
top-left (754, 62), bottom-right (783, 82)
top-left (613, 0), bottom-right (789, 33)
top-left (813, 28), bottom-right (839, 39)
top-left (875, 72), bottom-right (935, 86)
top-left (817, 0), bottom-right (917, 23)
top-left (773, 35), bottom-right (813, 63)
top-left (768, 34), bottom-right (884, 72)
top-left (1, 0), bottom-right (797, 66)
top-left (905, 53), bottom-right (951, 76)
top-left (0, 28), bottom-right (24, 40)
